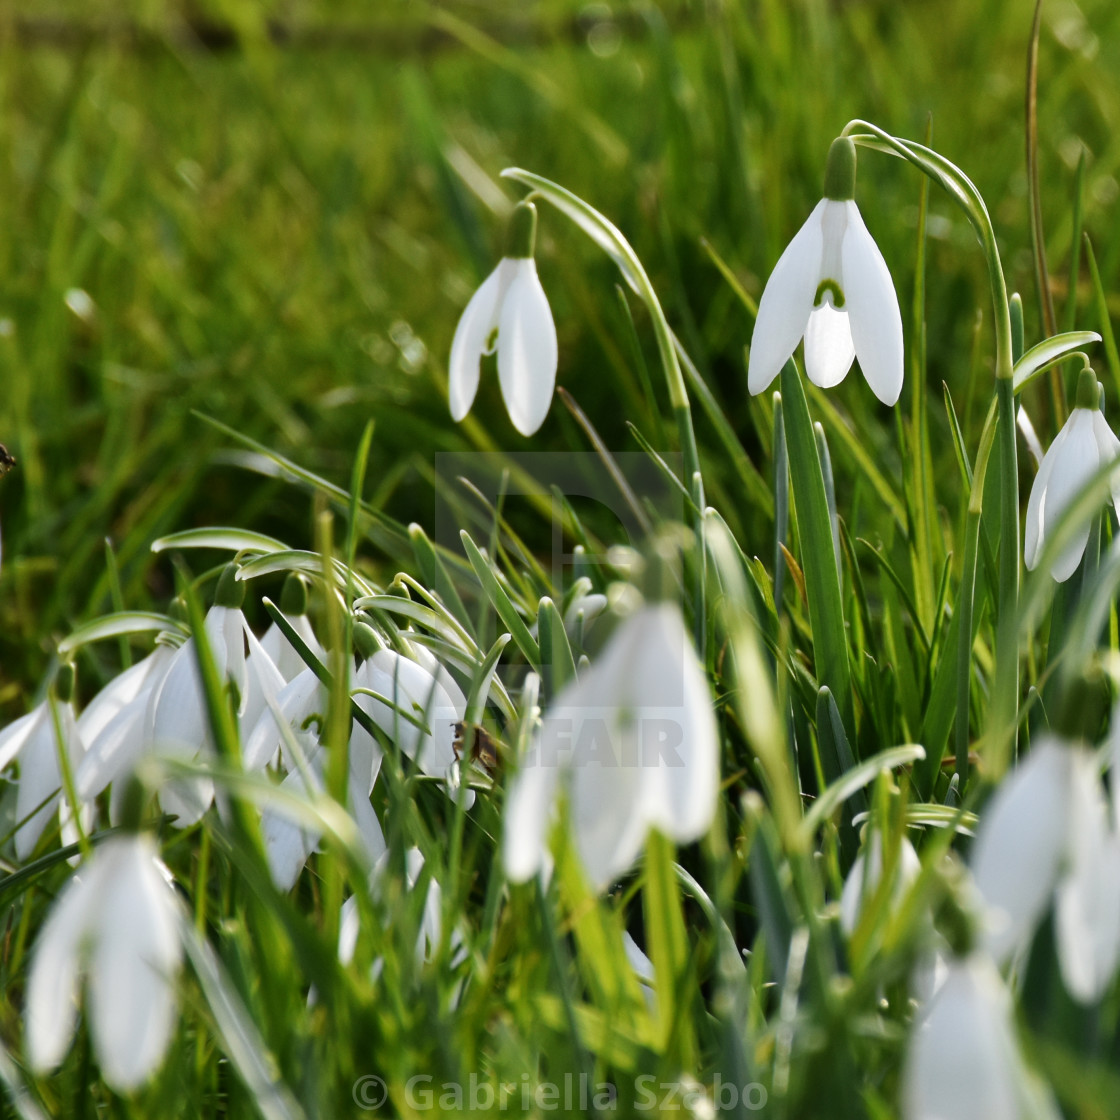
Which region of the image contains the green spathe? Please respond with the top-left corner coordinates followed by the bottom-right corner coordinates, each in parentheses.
top-left (823, 137), bottom-right (857, 201)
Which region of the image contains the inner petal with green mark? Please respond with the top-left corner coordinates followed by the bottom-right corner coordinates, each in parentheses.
top-left (814, 279), bottom-right (845, 308)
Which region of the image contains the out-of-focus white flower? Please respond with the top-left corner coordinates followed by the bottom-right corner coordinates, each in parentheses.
top-left (1024, 367), bottom-right (1120, 582)
top-left (839, 830), bottom-right (922, 936)
top-left (503, 601), bottom-right (718, 892)
top-left (449, 201), bottom-right (558, 437)
top-left (902, 953), bottom-right (1058, 1120)
top-left (971, 736), bottom-right (1120, 1003)
top-left (747, 138), bottom-right (903, 405)
top-left (24, 833), bottom-right (182, 1092)
top-left (0, 667), bottom-right (88, 861)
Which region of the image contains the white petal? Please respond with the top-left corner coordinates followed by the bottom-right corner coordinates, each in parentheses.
top-left (349, 765), bottom-right (387, 870)
top-left (260, 614), bottom-right (322, 683)
top-left (747, 201), bottom-right (825, 395)
top-left (804, 301), bottom-right (856, 388)
top-left (902, 955), bottom-right (1020, 1120)
top-left (1024, 418), bottom-right (1071, 571)
top-left (24, 861), bottom-right (105, 1074)
top-left (1092, 409), bottom-right (1120, 520)
top-left (338, 895), bottom-right (360, 967)
top-left (1043, 408), bottom-right (1100, 582)
top-left (239, 625), bottom-right (287, 739)
top-left (88, 837), bottom-right (181, 1091)
top-left (449, 262), bottom-right (505, 422)
top-left (496, 258), bottom-right (558, 436)
top-left (839, 833), bottom-right (921, 936)
top-left (1055, 751), bottom-right (1120, 1003)
top-left (244, 667), bottom-right (325, 772)
top-left (0, 708), bottom-right (40, 772)
top-left (262, 767), bottom-right (321, 891)
top-left (16, 705), bottom-right (83, 862)
top-left (502, 740), bottom-right (561, 884)
top-left (76, 657), bottom-right (153, 745)
top-left (841, 201), bottom-right (904, 405)
top-left (971, 739), bottom-right (1073, 962)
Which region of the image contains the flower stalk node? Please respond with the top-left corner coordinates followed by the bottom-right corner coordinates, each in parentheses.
top-left (505, 200), bottom-right (538, 260)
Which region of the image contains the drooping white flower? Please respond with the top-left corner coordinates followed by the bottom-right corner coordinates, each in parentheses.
top-left (902, 953), bottom-right (1058, 1120)
top-left (24, 833), bottom-right (182, 1092)
top-left (1024, 367), bottom-right (1120, 582)
top-left (839, 830), bottom-right (922, 936)
top-left (449, 201), bottom-right (558, 437)
top-left (503, 601), bottom-right (719, 892)
top-left (747, 137), bottom-right (903, 405)
top-left (0, 667), bottom-right (88, 861)
top-left (259, 573), bottom-right (322, 683)
top-left (971, 736), bottom-right (1120, 1003)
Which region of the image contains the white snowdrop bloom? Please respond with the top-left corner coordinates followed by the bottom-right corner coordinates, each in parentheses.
top-left (449, 201), bottom-right (558, 437)
top-left (1024, 367), bottom-right (1120, 582)
top-left (747, 137), bottom-right (903, 405)
top-left (902, 953), bottom-right (1055, 1120)
top-left (76, 645), bottom-right (177, 821)
top-left (147, 569), bottom-right (256, 826)
top-left (261, 750), bottom-right (386, 892)
top-left (971, 736), bottom-right (1120, 1003)
top-left (353, 648), bottom-right (464, 788)
top-left (839, 831), bottom-right (922, 936)
top-left (24, 833), bottom-right (182, 1092)
top-left (503, 601), bottom-right (719, 892)
top-left (259, 574), bottom-right (322, 683)
top-left (0, 668), bottom-right (87, 861)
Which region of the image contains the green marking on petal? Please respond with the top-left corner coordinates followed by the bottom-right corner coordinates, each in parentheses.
top-left (814, 279), bottom-right (845, 309)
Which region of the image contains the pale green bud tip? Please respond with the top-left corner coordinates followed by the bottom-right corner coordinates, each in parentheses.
top-left (214, 563), bottom-right (245, 609)
top-left (823, 137), bottom-right (857, 201)
top-left (505, 201), bottom-right (538, 259)
top-left (353, 622), bottom-right (379, 661)
top-left (279, 573), bottom-right (308, 616)
top-left (1075, 366), bottom-right (1101, 411)
top-left (55, 663), bottom-right (75, 703)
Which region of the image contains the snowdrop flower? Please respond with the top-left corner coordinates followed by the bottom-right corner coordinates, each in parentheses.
top-left (449, 200), bottom-right (558, 436)
top-left (504, 601), bottom-right (718, 892)
top-left (747, 137), bottom-right (904, 405)
top-left (1024, 366), bottom-right (1120, 582)
top-left (24, 832), bottom-right (182, 1092)
top-left (971, 736), bottom-right (1120, 1003)
top-left (839, 830), bottom-right (922, 936)
top-left (76, 644), bottom-right (178, 824)
top-left (0, 666), bottom-right (88, 861)
top-left (902, 952), bottom-right (1058, 1120)
top-left (259, 573), bottom-right (322, 682)
top-left (147, 566), bottom-right (284, 825)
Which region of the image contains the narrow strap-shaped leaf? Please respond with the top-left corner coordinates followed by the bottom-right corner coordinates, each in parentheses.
top-left (536, 597), bottom-right (577, 696)
top-left (780, 361), bottom-right (854, 738)
top-left (460, 530), bottom-right (540, 672)
top-left (1011, 331), bottom-right (1101, 393)
top-left (58, 611), bottom-right (185, 656)
top-left (151, 527), bottom-right (289, 555)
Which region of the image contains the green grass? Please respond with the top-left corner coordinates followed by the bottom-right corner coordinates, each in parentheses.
top-left (3, 2), bottom-right (1120, 1117)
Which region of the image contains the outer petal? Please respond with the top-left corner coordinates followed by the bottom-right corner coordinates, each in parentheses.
top-left (747, 201), bottom-right (825, 395)
top-left (87, 837), bottom-right (182, 1091)
top-left (630, 604), bottom-right (720, 844)
top-left (260, 614), bottom-right (322, 683)
top-left (1092, 409), bottom-right (1120, 521)
top-left (0, 707), bottom-right (40, 772)
top-left (449, 262), bottom-right (504, 422)
top-left (76, 657), bottom-right (153, 745)
top-left (804, 302), bottom-right (856, 388)
top-left (263, 766), bottom-right (321, 891)
top-left (24, 860), bottom-right (107, 1074)
top-left (496, 258), bottom-right (558, 437)
top-left (839, 832), bottom-right (921, 935)
top-left (971, 738), bottom-right (1072, 962)
top-left (902, 955), bottom-right (1020, 1120)
top-left (502, 738), bottom-right (561, 884)
top-left (16, 706), bottom-right (84, 862)
top-left (1042, 408), bottom-right (1099, 582)
top-left (841, 201), bottom-right (904, 405)
top-left (1024, 418), bottom-right (1072, 571)
top-left (1055, 750), bottom-right (1120, 1003)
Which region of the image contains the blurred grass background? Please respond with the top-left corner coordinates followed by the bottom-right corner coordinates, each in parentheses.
top-left (1, 0), bottom-right (1118, 714)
